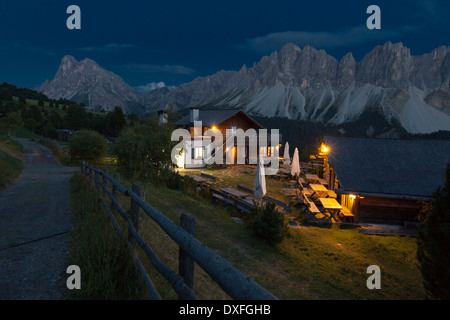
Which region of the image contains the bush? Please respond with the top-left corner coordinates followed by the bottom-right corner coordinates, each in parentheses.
top-left (69, 130), bottom-right (107, 163)
top-left (417, 164), bottom-right (450, 299)
top-left (251, 202), bottom-right (288, 244)
top-left (113, 116), bottom-right (176, 196)
top-left (162, 169), bottom-right (199, 198)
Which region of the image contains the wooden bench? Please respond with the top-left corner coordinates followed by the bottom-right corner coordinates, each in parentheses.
top-left (209, 188), bottom-right (234, 206)
top-left (235, 198), bottom-right (255, 214)
top-left (236, 184), bottom-right (255, 196)
top-left (263, 196), bottom-right (289, 213)
top-left (339, 206), bottom-right (355, 223)
top-left (301, 187), bottom-right (313, 197)
top-left (201, 172), bottom-right (216, 183)
top-left (302, 193), bottom-right (321, 215)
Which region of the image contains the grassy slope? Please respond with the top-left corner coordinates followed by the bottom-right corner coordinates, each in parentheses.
top-left (109, 172), bottom-right (426, 300)
top-left (0, 136), bottom-right (23, 190)
top-left (66, 174), bottom-right (148, 299)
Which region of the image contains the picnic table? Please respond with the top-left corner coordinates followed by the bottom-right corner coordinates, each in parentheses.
top-left (318, 198), bottom-right (342, 223)
top-left (190, 175), bottom-right (210, 185)
top-left (327, 190), bottom-right (337, 198)
top-left (241, 197), bottom-right (258, 206)
top-left (318, 178), bottom-right (329, 187)
top-left (305, 173), bottom-right (321, 184)
top-left (220, 187), bottom-right (249, 199)
top-left (278, 168), bottom-right (291, 175)
top-left (309, 183), bottom-right (329, 199)
top-left (278, 168), bottom-right (292, 180)
top-left (281, 188), bottom-right (298, 197)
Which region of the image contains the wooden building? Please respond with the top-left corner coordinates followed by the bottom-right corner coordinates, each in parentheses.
top-left (322, 136), bottom-right (450, 226)
top-left (173, 107), bottom-right (280, 169)
top-left (55, 129), bottom-right (73, 141)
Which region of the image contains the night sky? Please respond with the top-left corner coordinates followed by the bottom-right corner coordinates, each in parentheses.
top-left (0, 0), bottom-right (448, 91)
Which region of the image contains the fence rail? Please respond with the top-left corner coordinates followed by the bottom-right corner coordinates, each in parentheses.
top-left (40, 136), bottom-right (68, 155)
top-left (80, 161), bottom-right (277, 300)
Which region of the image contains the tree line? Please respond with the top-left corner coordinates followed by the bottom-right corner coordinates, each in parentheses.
top-left (0, 82), bottom-right (128, 138)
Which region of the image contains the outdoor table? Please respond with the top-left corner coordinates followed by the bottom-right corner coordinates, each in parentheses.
top-left (318, 178), bottom-right (329, 187)
top-left (318, 198), bottom-right (342, 222)
top-left (305, 173), bottom-right (321, 184)
top-left (241, 197), bottom-right (257, 206)
top-left (281, 188), bottom-right (298, 197)
top-left (278, 168), bottom-right (292, 179)
top-left (327, 190), bottom-right (337, 198)
top-left (190, 175), bottom-right (209, 185)
top-left (309, 183), bottom-right (329, 199)
top-left (220, 187), bottom-right (249, 199)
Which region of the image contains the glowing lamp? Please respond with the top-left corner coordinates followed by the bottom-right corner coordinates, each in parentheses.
top-left (320, 144), bottom-right (329, 154)
top-left (349, 194), bottom-right (357, 199)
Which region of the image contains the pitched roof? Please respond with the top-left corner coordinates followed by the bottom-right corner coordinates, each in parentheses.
top-left (175, 109), bottom-right (263, 128)
top-left (324, 136), bottom-right (450, 198)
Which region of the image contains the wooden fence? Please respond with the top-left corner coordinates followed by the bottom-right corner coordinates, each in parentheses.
top-left (80, 161), bottom-right (277, 300)
top-left (40, 136), bottom-right (68, 155)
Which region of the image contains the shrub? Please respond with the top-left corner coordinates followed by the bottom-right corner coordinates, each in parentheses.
top-left (251, 201), bottom-right (288, 244)
top-left (417, 164), bottom-right (450, 299)
top-left (162, 169), bottom-right (199, 198)
top-left (69, 130), bottom-right (107, 163)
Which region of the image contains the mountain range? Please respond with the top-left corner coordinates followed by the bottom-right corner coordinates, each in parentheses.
top-left (38, 42), bottom-right (450, 135)
top-left (38, 55), bottom-right (145, 114)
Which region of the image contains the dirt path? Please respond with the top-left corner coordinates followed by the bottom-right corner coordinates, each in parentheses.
top-left (0, 139), bottom-right (77, 299)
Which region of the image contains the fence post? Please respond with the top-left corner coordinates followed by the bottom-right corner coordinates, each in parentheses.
top-left (94, 166), bottom-right (100, 190)
top-left (179, 213), bottom-right (196, 290)
top-left (102, 168), bottom-right (108, 197)
top-left (112, 173), bottom-right (120, 213)
top-left (88, 163), bottom-right (92, 183)
top-left (129, 183), bottom-right (142, 245)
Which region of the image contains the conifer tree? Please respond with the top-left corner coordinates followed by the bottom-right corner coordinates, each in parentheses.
top-left (417, 164), bottom-right (450, 299)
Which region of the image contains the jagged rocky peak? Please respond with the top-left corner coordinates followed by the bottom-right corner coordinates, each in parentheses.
top-left (57, 55), bottom-right (78, 75)
top-left (61, 55), bottom-right (77, 66)
top-left (38, 55), bottom-right (145, 113)
top-left (356, 41), bottom-right (412, 88)
top-left (142, 41), bottom-right (450, 134)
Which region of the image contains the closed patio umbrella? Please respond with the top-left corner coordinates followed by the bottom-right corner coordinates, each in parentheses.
top-left (283, 142), bottom-right (290, 166)
top-left (291, 147), bottom-right (300, 178)
top-left (255, 155), bottom-right (267, 199)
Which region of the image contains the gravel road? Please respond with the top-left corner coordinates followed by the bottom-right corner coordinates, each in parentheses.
top-left (0, 139), bottom-right (77, 299)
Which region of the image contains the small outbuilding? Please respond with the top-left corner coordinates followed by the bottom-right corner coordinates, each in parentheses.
top-left (322, 136), bottom-right (450, 226)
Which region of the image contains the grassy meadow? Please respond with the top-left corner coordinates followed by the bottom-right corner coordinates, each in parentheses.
top-left (0, 136), bottom-right (24, 190)
top-left (69, 163), bottom-right (427, 300)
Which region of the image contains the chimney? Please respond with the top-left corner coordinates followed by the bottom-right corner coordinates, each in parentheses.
top-left (190, 107), bottom-right (199, 122)
top-left (158, 110), bottom-right (168, 125)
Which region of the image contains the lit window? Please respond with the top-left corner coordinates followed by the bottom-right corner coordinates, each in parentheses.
top-left (260, 147), bottom-right (267, 156)
top-left (194, 147), bottom-right (204, 160)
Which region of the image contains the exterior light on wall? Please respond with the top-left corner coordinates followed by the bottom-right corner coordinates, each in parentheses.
top-left (320, 144), bottom-right (329, 154)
